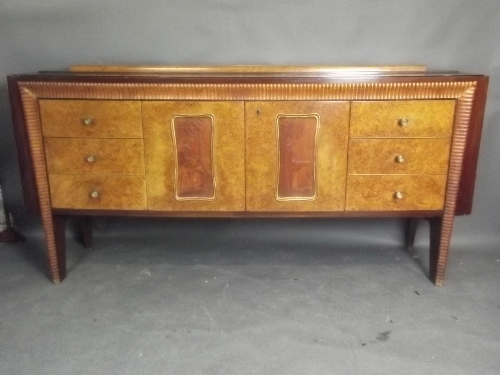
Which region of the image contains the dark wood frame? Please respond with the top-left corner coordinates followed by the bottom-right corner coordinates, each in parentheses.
top-left (7, 69), bottom-right (489, 285)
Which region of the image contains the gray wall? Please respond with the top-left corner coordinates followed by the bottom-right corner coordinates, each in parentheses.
top-left (1, 0), bottom-right (499, 247)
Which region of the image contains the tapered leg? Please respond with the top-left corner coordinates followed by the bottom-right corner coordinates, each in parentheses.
top-left (52, 215), bottom-right (67, 283)
top-left (404, 218), bottom-right (418, 251)
top-left (79, 216), bottom-right (93, 249)
top-left (428, 217), bottom-right (443, 286)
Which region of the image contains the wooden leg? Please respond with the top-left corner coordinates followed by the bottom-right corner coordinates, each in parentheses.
top-left (52, 215), bottom-right (67, 283)
top-left (404, 218), bottom-right (418, 251)
top-left (428, 217), bottom-right (445, 286)
top-left (79, 216), bottom-right (93, 250)
top-left (0, 227), bottom-right (25, 243)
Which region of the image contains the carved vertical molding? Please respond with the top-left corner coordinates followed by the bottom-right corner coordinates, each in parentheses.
top-left (434, 84), bottom-right (476, 286)
top-left (20, 87), bottom-right (61, 284)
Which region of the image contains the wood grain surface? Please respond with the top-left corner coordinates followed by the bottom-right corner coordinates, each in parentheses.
top-left (39, 100), bottom-right (142, 138)
top-left (69, 65), bottom-right (427, 74)
top-left (49, 175), bottom-right (147, 210)
top-left (350, 100), bottom-right (455, 138)
top-left (345, 175), bottom-right (447, 211)
top-left (246, 101), bottom-right (349, 211)
top-left (44, 138), bottom-right (145, 175)
top-left (9, 72), bottom-right (484, 286)
top-left (348, 138), bottom-right (451, 175)
top-left (142, 101), bottom-right (245, 211)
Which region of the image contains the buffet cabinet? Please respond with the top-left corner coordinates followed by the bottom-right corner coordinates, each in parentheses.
top-left (7, 66), bottom-right (488, 285)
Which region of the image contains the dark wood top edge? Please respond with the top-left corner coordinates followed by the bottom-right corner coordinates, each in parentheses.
top-left (70, 64), bottom-right (429, 74)
top-left (13, 71), bottom-right (481, 78)
top-left (7, 73), bottom-right (486, 87)
top-left (52, 209), bottom-right (443, 218)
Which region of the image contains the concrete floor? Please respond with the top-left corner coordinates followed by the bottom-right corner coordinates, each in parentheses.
top-left (1, 219), bottom-right (500, 375)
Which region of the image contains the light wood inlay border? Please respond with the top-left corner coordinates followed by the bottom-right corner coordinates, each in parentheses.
top-left (171, 114), bottom-right (216, 201)
top-left (275, 114), bottom-right (320, 201)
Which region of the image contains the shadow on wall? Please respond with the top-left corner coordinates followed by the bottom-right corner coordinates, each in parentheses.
top-left (0, 181), bottom-right (25, 242)
top-left (0, 82), bottom-right (35, 230)
top-left (452, 65), bottom-right (500, 245)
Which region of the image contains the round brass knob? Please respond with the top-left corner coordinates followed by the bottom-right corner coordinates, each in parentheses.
top-left (85, 155), bottom-right (96, 163)
top-left (398, 118), bottom-right (409, 127)
top-left (395, 155), bottom-right (406, 163)
top-left (82, 117), bottom-right (94, 126)
top-left (394, 191), bottom-right (404, 200)
top-left (89, 190), bottom-right (100, 199)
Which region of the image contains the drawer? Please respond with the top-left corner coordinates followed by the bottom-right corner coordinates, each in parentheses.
top-left (350, 100), bottom-right (455, 138)
top-left (48, 175), bottom-right (147, 210)
top-left (44, 138), bottom-right (145, 175)
top-left (345, 175), bottom-right (447, 211)
top-left (39, 100), bottom-right (142, 138)
top-left (348, 138), bottom-right (451, 175)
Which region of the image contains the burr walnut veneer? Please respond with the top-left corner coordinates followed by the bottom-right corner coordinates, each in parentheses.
top-left (7, 66), bottom-right (488, 286)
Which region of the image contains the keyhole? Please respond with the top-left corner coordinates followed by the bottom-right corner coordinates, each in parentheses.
top-left (256, 109), bottom-right (260, 115)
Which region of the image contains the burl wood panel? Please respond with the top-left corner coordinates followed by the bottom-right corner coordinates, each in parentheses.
top-left (350, 100), bottom-right (456, 138)
top-left (345, 175), bottom-right (447, 211)
top-left (39, 100), bottom-right (142, 138)
top-left (143, 101), bottom-right (245, 211)
top-left (348, 138), bottom-right (451, 175)
top-left (44, 138), bottom-right (145, 175)
top-left (277, 115), bottom-right (319, 200)
top-left (49, 175), bottom-right (147, 209)
top-left (246, 101), bottom-right (349, 211)
top-left (172, 116), bottom-right (215, 199)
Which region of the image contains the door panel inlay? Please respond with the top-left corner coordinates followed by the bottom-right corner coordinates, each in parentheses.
top-left (245, 101), bottom-right (349, 212)
top-left (276, 115), bottom-right (319, 200)
top-left (143, 101), bottom-right (244, 211)
top-left (172, 115), bottom-right (215, 200)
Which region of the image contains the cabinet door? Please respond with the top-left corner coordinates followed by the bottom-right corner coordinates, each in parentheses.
top-left (143, 101), bottom-right (245, 211)
top-left (246, 101), bottom-right (349, 211)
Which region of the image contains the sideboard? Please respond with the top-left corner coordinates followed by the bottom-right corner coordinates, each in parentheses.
top-left (7, 65), bottom-right (488, 285)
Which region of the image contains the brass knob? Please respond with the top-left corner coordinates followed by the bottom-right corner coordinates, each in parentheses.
top-left (82, 117), bottom-right (94, 126)
top-left (395, 155), bottom-right (406, 163)
top-left (89, 190), bottom-right (100, 199)
top-left (85, 155), bottom-right (96, 163)
top-left (398, 118), bottom-right (409, 127)
top-left (394, 191), bottom-right (404, 200)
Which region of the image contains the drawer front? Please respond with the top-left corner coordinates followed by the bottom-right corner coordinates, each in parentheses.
top-left (345, 175), bottom-right (446, 211)
top-left (348, 138), bottom-right (451, 175)
top-left (44, 138), bottom-right (145, 175)
top-left (49, 175), bottom-right (147, 210)
top-left (350, 100), bottom-right (455, 138)
top-left (39, 100), bottom-right (142, 138)
top-left (143, 101), bottom-right (245, 211)
top-left (246, 101), bottom-right (350, 211)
